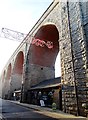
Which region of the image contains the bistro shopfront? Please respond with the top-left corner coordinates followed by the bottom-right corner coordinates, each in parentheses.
top-left (26, 77), bottom-right (62, 110)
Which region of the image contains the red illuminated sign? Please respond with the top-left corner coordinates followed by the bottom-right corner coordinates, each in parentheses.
top-left (32, 38), bottom-right (53, 49)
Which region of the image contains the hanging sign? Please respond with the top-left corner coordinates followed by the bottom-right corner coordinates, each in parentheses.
top-left (31, 38), bottom-right (53, 49)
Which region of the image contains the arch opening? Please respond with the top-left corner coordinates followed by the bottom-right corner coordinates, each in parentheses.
top-left (55, 52), bottom-right (61, 77)
top-left (11, 51), bottom-right (24, 92)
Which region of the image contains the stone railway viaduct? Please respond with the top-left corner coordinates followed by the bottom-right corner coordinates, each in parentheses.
top-left (0, 0), bottom-right (88, 117)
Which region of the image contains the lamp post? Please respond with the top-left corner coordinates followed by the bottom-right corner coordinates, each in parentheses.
top-left (20, 81), bottom-right (24, 103)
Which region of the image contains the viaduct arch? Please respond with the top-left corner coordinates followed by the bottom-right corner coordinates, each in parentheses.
top-left (24, 23), bottom-right (59, 88)
top-left (31, 24), bottom-right (59, 67)
top-left (10, 51), bottom-right (24, 93)
top-left (0, 1), bottom-right (88, 117)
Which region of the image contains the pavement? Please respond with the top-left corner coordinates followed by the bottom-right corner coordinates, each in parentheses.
top-left (6, 100), bottom-right (88, 120)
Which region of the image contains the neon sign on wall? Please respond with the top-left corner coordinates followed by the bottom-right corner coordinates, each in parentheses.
top-left (32, 38), bottom-right (53, 49)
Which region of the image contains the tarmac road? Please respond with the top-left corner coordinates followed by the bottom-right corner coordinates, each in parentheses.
top-left (0, 98), bottom-right (58, 120)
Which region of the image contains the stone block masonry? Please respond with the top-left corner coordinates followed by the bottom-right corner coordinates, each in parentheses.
top-left (60, 2), bottom-right (88, 116)
top-left (1, 1), bottom-right (88, 117)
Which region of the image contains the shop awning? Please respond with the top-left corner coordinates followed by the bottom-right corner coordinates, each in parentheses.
top-left (30, 77), bottom-right (61, 90)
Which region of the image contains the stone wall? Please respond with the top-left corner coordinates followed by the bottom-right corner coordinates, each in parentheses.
top-left (3, 79), bottom-right (10, 98)
top-left (22, 1), bottom-right (88, 116)
top-left (1, 1), bottom-right (88, 117)
top-left (60, 2), bottom-right (77, 115)
top-left (80, 2), bottom-right (88, 116)
top-left (10, 74), bottom-right (22, 93)
top-left (60, 2), bottom-right (88, 116)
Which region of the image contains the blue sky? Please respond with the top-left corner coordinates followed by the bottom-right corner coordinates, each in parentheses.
top-left (0, 0), bottom-right (61, 77)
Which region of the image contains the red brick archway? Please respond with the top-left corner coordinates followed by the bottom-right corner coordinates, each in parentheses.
top-left (30, 24), bottom-right (59, 68)
top-left (11, 51), bottom-right (24, 92)
top-left (13, 51), bottom-right (24, 74)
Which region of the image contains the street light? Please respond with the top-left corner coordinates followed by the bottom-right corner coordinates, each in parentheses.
top-left (20, 81), bottom-right (24, 103)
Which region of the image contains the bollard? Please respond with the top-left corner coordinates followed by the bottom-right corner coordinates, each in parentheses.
top-left (52, 102), bottom-right (56, 111)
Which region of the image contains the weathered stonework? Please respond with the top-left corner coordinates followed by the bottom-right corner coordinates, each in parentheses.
top-left (60, 2), bottom-right (88, 116)
top-left (10, 74), bottom-right (22, 92)
top-left (0, 1), bottom-right (88, 117)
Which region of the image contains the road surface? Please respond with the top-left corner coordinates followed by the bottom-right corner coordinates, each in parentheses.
top-left (0, 98), bottom-right (58, 120)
